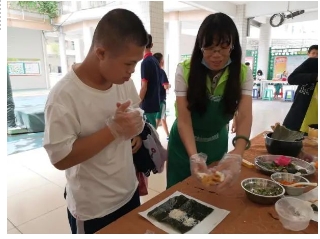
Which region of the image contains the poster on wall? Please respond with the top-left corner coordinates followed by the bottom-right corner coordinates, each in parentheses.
top-left (274, 56), bottom-right (287, 78)
top-left (180, 54), bottom-right (191, 62)
top-left (7, 58), bottom-right (41, 76)
top-left (245, 50), bottom-right (258, 78)
top-left (267, 47), bottom-right (308, 80)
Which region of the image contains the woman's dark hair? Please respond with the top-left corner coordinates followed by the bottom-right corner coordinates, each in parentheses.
top-left (187, 13), bottom-right (242, 116)
top-left (257, 69), bottom-right (263, 76)
top-left (153, 52), bottom-right (163, 63)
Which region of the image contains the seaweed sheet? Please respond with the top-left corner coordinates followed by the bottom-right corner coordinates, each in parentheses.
top-left (147, 195), bottom-right (214, 234)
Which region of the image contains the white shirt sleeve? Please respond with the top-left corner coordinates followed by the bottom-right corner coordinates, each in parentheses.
top-left (126, 79), bottom-right (141, 108)
top-left (174, 64), bottom-right (188, 97)
top-left (43, 103), bottom-right (80, 165)
top-left (242, 67), bottom-right (254, 96)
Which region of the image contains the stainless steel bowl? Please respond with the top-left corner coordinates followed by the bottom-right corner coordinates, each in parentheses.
top-left (271, 172), bottom-right (309, 196)
top-left (241, 178), bottom-right (285, 205)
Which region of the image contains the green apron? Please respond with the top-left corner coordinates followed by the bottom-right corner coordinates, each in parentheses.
top-left (167, 59), bottom-right (247, 188)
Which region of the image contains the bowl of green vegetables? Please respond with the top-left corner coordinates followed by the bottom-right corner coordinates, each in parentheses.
top-left (241, 178), bottom-right (285, 205)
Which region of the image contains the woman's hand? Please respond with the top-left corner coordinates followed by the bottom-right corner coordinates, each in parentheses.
top-left (209, 154), bottom-right (242, 192)
top-left (231, 121), bottom-right (236, 133)
top-left (132, 136), bottom-right (142, 154)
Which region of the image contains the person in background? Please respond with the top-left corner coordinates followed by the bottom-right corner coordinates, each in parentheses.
top-left (274, 71), bottom-right (286, 99)
top-left (139, 34), bottom-right (161, 128)
top-left (307, 44), bottom-right (318, 58)
top-left (167, 13), bottom-right (253, 189)
top-left (153, 52), bottom-right (171, 139)
top-left (283, 45), bottom-right (318, 133)
top-left (256, 69), bottom-right (263, 98)
top-left (43, 9), bottom-right (147, 234)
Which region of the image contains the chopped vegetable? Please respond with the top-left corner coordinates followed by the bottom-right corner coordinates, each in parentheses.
top-left (244, 184), bottom-right (283, 196)
top-left (257, 158), bottom-right (308, 174)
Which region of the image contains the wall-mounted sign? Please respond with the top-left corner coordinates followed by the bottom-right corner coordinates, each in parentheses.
top-left (267, 47), bottom-right (308, 80)
top-left (180, 54), bottom-right (191, 62)
top-left (7, 58), bottom-right (41, 76)
top-left (245, 50), bottom-right (258, 78)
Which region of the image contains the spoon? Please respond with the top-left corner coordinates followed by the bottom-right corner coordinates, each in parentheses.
top-left (289, 182), bottom-right (318, 187)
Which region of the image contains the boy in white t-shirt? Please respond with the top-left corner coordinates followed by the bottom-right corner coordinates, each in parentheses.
top-left (43, 9), bottom-right (148, 234)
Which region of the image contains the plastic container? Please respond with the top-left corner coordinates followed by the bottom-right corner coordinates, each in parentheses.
top-left (275, 197), bottom-right (314, 231)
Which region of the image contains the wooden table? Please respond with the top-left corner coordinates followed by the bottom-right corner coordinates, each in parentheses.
top-left (97, 133), bottom-right (318, 234)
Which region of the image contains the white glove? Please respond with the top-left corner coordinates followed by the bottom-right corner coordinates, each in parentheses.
top-left (106, 100), bottom-right (144, 140)
top-left (209, 153), bottom-right (242, 191)
top-left (190, 153), bottom-right (209, 178)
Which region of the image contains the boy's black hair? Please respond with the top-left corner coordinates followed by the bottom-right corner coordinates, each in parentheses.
top-left (153, 52), bottom-right (163, 63)
top-left (91, 9), bottom-right (148, 54)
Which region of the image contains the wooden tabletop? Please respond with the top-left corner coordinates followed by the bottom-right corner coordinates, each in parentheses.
top-left (96, 132), bottom-right (318, 234)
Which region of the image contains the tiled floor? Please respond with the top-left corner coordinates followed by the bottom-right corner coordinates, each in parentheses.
top-left (7, 100), bottom-right (292, 234)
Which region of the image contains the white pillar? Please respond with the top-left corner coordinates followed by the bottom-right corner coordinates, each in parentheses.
top-left (74, 38), bottom-right (84, 63)
top-left (81, 1), bottom-right (90, 10)
top-left (168, 12), bottom-right (181, 84)
top-left (135, 1), bottom-right (164, 54)
top-left (82, 22), bottom-right (93, 57)
top-left (41, 32), bottom-right (51, 89)
top-left (257, 20), bottom-right (271, 79)
top-left (164, 22), bottom-right (170, 73)
top-left (129, 1), bottom-right (165, 90)
top-left (59, 28), bottom-right (68, 75)
top-left (235, 5), bottom-right (248, 63)
top-left (70, 1), bottom-right (78, 12)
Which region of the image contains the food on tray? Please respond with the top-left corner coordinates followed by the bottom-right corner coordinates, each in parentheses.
top-left (197, 171), bottom-right (225, 186)
top-left (311, 161), bottom-right (318, 169)
top-left (242, 159), bottom-right (254, 168)
top-left (147, 195), bottom-right (214, 234)
top-left (257, 156), bottom-right (308, 174)
top-left (244, 184), bottom-right (283, 196)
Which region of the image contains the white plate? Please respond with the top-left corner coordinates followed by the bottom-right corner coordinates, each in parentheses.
top-left (139, 191), bottom-right (230, 234)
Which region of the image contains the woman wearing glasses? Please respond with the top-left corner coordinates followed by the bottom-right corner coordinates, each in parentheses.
top-left (167, 13), bottom-right (253, 190)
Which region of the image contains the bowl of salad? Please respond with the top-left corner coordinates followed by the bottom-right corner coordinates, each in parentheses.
top-left (241, 178), bottom-right (285, 205)
top-left (254, 155), bottom-right (316, 176)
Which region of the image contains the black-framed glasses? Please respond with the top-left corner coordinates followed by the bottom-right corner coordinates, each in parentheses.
top-left (201, 45), bottom-right (234, 56)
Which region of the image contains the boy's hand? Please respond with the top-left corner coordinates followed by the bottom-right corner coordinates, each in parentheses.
top-left (132, 136), bottom-right (142, 154)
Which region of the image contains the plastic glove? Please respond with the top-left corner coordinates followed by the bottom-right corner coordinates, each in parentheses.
top-left (190, 153), bottom-right (209, 178)
top-left (106, 100), bottom-right (145, 140)
top-left (209, 153), bottom-right (242, 192)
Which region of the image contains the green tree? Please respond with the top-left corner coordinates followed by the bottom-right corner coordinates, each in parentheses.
top-left (17, 1), bottom-right (59, 18)
top-left (7, 71), bottom-right (16, 128)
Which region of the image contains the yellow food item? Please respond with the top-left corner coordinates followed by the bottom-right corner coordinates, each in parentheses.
top-left (242, 159), bottom-right (254, 168)
top-left (200, 171), bottom-right (225, 186)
